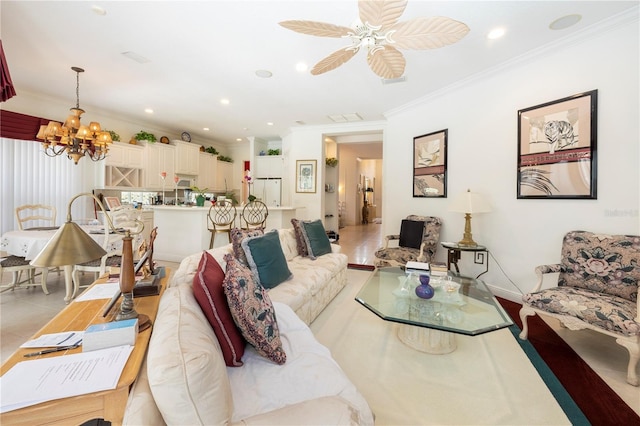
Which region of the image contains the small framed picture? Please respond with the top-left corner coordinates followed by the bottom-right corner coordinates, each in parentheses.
top-left (296, 160), bottom-right (317, 193)
top-left (517, 90), bottom-right (597, 199)
top-left (104, 196), bottom-right (122, 211)
top-left (413, 129), bottom-right (447, 198)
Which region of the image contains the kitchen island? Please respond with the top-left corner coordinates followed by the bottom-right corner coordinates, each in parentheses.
top-left (149, 205), bottom-right (302, 262)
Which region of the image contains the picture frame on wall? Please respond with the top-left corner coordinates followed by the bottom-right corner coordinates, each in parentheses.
top-left (296, 159), bottom-right (317, 193)
top-left (103, 196), bottom-right (121, 211)
top-left (413, 129), bottom-right (447, 198)
top-left (517, 89), bottom-right (597, 199)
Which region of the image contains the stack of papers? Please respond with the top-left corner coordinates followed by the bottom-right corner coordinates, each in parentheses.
top-left (0, 345), bottom-right (134, 413)
top-left (20, 331), bottom-right (83, 349)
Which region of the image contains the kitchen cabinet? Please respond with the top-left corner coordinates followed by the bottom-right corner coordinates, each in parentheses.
top-left (196, 153), bottom-right (217, 190)
top-left (215, 160), bottom-right (235, 191)
top-left (254, 155), bottom-right (283, 178)
top-left (144, 143), bottom-right (175, 189)
top-left (105, 142), bottom-right (144, 168)
top-left (173, 140), bottom-right (200, 175)
top-left (104, 143), bottom-right (144, 188)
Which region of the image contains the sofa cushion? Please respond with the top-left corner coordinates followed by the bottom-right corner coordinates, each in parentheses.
top-left (193, 251), bottom-right (246, 366)
top-left (399, 219), bottom-right (424, 249)
top-left (301, 219), bottom-right (332, 259)
top-left (242, 230), bottom-right (293, 289)
top-left (223, 253), bottom-right (287, 365)
top-left (147, 284), bottom-right (232, 425)
top-left (231, 227), bottom-right (264, 266)
top-left (234, 396), bottom-right (363, 425)
top-left (290, 218), bottom-right (309, 257)
top-left (227, 302), bottom-right (374, 424)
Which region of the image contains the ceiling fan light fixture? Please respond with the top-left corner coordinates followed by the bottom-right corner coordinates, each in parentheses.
top-left (280, 0), bottom-right (469, 79)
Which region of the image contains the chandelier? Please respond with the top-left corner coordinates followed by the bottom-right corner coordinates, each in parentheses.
top-left (36, 66), bottom-right (112, 164)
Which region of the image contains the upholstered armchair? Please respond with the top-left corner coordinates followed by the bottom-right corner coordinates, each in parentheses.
top-left (519, 230), bottom-right (640, 386)
top-left (374, 215), bottom-right (442, 268)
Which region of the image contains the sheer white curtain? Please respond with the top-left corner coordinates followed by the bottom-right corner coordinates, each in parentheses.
top-left (0, 138), bottom-right (101, 234)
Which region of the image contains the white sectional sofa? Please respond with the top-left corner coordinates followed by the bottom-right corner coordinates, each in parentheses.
top-left (123, 227), bottom-right (374, 425)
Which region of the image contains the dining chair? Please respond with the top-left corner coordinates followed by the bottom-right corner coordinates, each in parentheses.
top-left (15, 204), bottom-right (57, 230)
top-left (71, 205), bottom-right (143, 297)
top-left (1, 204), bottom-right (58, 294)
top-left (240, 200), bottom-right (268, 230)
top-left (207, 201), bottom-right (237, 249)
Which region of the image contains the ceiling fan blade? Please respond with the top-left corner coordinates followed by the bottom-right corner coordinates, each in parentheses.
top-left (279, 20), bottom-right (352, 38)
top-left (390, 17), bottom-right (470, 49)
top-left (311, 48), bottom-right (358, 75)
top-left (367, 46), bottom-right (406, 79)
top-left (359, 0), bottom-right (407, 29)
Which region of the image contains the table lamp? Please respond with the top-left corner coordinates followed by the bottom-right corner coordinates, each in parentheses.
top-left (30, 192), bottom-right (144, 321)
top-left (448, 189), bottom-right (491, 247)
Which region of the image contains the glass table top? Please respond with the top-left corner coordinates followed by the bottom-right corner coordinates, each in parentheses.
top-left (355, 267), bottom-right (513, 336)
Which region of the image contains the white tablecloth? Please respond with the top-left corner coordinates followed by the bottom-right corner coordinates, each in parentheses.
top-left (1, 225), bottom-right (141, 261)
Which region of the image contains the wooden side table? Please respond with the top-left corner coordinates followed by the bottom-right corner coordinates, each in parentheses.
top-left (441, 242), bottom-right (489, 278)
top-left (0, 269), bottom-right (168, 426)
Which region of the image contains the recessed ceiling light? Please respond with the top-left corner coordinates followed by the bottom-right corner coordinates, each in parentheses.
top-left (91, 5), bottom-right (106, 15)
top-left (220, 98), bottom-right (230, 105)
top-left (487, 28), bottom-right (505, 40)
top-left (144, 108), bottom-right (153, 114)
top-left (203, 127), bottom-right (210, 131)
top-left (236, 138), bottom-right (243, 142)
top-left (549, 14), bottom-right (582, 30)
top-left (296, 62), bottom-right (308, 72)
top-left (255, 69), bottom-right (273, 78)
top-left (267, 122), bottom-right (274, 126)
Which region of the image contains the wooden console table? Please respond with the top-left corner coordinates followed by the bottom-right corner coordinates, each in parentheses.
top-left (0, 269), bottom-right (168, 426)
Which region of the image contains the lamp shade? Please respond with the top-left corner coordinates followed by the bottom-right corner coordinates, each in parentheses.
top-left (30, 221), bottom-right (107, 267)
top-left (449, 189), bottom-right (492, 214)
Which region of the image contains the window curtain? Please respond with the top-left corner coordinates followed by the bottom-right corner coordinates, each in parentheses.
top-left (0, 40), bottom-right (17, 102)
top-left (0, 138), bottom-right (100, 235)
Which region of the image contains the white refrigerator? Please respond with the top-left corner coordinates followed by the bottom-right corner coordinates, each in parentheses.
top-left (253, 178), bottom-right (282, 207)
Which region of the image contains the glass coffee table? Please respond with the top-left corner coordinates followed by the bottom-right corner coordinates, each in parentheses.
top-left (355, 267), bottom-right (513, 354)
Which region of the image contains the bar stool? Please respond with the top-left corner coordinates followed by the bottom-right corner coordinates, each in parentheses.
top-left (208, 201), bottom-right (237, 248)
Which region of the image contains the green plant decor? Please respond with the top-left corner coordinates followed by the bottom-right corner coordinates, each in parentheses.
top-left (134, 130), bottom-right (157, 143)
top-left (107, 130), bottom-right (120, 142)
top-left (267, 149), bottom-right (280, 155)
top-left (191, 186), bottom-right (209, 206)
top-left (326, 157), bottom-right (338, 167)
top-left (218, 155), bottom-right (233, 162)
top-left (204, 146), bottom-right (219, 155)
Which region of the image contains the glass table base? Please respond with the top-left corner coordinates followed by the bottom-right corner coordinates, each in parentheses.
top-left (397, 324), bottom-right (457, 354)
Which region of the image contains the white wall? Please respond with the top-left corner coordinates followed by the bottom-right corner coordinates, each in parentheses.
top-left (383, 19), bottom-right (639, 300)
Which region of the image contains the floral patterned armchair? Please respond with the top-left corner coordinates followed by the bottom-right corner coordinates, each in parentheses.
top-left (374, 215), bottom-right (442, 268)
top-left (519, 230), bottom-right (640, 386)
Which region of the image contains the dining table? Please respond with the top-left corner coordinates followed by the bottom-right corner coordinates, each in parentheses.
top-left (1, 225), bottom-right (142, 303)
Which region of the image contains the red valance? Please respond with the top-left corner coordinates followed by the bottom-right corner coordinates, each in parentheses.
top-left (0, 109), bottom-right (49, 141)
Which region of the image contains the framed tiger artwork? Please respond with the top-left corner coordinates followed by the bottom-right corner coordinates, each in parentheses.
top-left (517, 89), bottom-right (597, 199)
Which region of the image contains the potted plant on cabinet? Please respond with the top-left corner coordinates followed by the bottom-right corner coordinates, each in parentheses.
top-left (133, 130), bottom-right (157, 144)
top-left (191, 186), bottom-right (209, 207)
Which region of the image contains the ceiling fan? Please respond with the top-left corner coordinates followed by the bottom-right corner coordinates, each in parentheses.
top-left (280, 0), bottom-right (469, 79)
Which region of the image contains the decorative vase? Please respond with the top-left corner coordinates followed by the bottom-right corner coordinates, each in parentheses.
top-left (415, 274), bottom-right (435, 299)
top-left (196, 195), bottom-right (205, 207)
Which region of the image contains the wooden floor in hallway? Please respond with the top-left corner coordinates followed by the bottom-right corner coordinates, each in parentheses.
top-left (335, 223), bottom-right (383, 266)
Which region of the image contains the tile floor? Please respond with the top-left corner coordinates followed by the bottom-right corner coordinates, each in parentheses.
top-left (1, 223), bottom-right (638, 415)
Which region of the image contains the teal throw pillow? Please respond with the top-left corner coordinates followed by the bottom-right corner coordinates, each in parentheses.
top-left (301, 219), bottom-right (332, 259)
top-left (241, 230), bottom-right (292, 289)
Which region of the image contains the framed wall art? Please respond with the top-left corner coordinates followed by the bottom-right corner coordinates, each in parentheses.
top-left (296, 159), bottom-right (317, 193)
top-left (103, 196), bottom-right (122, 210)
top-left (517, 89), bottom-right (597, 199)
top-left (413, 129), bottom-right (447, 198)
